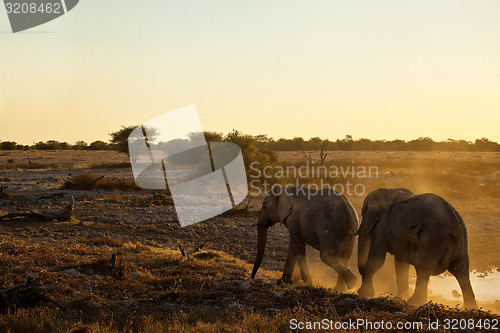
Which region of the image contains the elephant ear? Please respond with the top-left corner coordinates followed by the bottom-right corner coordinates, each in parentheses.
top-left (277, 191), bottom-right (294, 226)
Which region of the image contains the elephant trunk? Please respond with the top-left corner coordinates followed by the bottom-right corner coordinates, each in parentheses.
top-left (251, 213), bottom-right (270, 279)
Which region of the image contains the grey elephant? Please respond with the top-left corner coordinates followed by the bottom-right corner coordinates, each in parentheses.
top-left (251, 186), bottom-right (359, 291)
top-left (356, 188), bottom-right (477, 308)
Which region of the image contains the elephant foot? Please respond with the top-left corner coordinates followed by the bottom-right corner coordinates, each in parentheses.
top-left (464, 299), bottom-right (478, 309)
top-left (277, 273), bottom-right (293, 286)
top-left (397, 290), bottom-right (410, 299)
top-left (342, 271), bottom-right (357, 290)
top-left (407, 295), bottom-right (426, 306)
top-left (333, 284), bottom-right (347, 293)
top-left (302, 279), bottom-right (313, 287)
top-left (357, 284), bottom-right (375, 298)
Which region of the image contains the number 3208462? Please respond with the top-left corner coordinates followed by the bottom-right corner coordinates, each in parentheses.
top-left (5, 2), bottom-right (62, 14)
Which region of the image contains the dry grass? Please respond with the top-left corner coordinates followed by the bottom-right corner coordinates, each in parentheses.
top-left (0, 150), bottom-right (499, 331)
top-left (64, 174), bottom-right (140, 192)
top-left (0, 230), bottom-right (497, 332)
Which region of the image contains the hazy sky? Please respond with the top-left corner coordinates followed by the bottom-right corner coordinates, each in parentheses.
top-left (1, 1), bottom-right (499, 145)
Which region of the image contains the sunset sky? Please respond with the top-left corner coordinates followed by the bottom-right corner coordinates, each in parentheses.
top-left (1, 1), bottom-right (499, 145)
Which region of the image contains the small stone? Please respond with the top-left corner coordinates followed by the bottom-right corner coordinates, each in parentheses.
top-left (130, 271), bottom-right (141, 279)
top-left (240, 281), bottom-right (251, 289)
top-left (25, 272), bottom-right (37, 278)
top-left (277, 290), bottom-right (286, 297)
top-left (337, 297), bottom-right (355, 306)
top-left (93, 274), bottom-right (101, 279)
top-left (64, 268), bottom-right (80, 278)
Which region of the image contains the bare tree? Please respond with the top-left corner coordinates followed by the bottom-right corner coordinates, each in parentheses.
top-left (319, 141), bottom-right (328, 165)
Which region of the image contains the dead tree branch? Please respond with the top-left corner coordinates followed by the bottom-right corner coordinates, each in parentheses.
top-left (0, 197), bottom-right (75, 222)
top-left (319, 141), bottom-right (328, 165)
top-left (178, 242), bottom-right (210, 259)
top-left (108, 254), bottom-right (128, 279)
top-left (0, 277), bottom-right (65, 312)
top-left (302, 151), bottom-right (313, 163)
top-left (0, 185), bottom-right (8, 199)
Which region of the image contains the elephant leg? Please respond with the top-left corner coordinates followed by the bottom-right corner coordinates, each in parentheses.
top-left (333, 257), bottom-right (349, 292)
top-left (453, 273), bottom-right (477, 308)
top-left (448, 255), bottom-right (478, 308)
top-left (394, 257), bottom-right (410, 299)
top-left (297, 254), bottom-right (312, 285)
top-left (358, 249), bottom-right (386, 297)
top-left (297, 245), bottom-right (312, 286)
top-left (407, 270), bottom-right (430, 306)
top-left (279, 244), bottom-right (298, 285)
top-left (320, 249), bottom-right (357, 290)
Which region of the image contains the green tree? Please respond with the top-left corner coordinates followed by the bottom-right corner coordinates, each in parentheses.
top-left (0, 141), bottom-right (17, 150)
top-left (109, 125), bottom-right (138, 154)
top-left (224, 130), bottom-right (277, 173)
top-left (89, 140), bottom-right (110, 150)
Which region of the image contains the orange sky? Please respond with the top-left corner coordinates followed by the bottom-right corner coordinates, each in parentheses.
top-left (1, 1), bottom-right (499, 144)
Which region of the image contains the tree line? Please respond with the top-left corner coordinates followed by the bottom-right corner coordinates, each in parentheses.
top-left (1, 128), bottom-right (499, 152)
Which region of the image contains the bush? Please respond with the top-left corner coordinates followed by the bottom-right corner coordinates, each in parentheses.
top-left (64, 173), bottom-right (140, 191)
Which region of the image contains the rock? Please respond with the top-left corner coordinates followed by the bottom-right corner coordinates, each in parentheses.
top-left (25, 272), bottom-right (37, 278)
top-left (240, 281), bottom-right (251, 289)
top-left (90, 303), bottom-right (101, 309)
top-left (130, 271), bottom-right (141, 279)
top-left (277, 290), bottom-right (286, 297)
top-left (64, 268), bottom-right (80, 278)
top-left (93, 274), bottom-right (101, 279)
top-left (232, 279), bottom-right (243, 284)
top-left (337, 297), bottom-right (355, 306)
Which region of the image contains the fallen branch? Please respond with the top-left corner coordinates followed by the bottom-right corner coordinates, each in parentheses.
top-left (0, 277), bottom-right (65, 313)
top-left (0, 185), bottom-right (9, 199)
top-left (38, 192), bottom-right (65, 201)
top-left (0, 197), bottom-right (75, 222)
top-left (178, 244), bottom-right (189, 260)
top-left (178, 242), bottom-right (210, 259)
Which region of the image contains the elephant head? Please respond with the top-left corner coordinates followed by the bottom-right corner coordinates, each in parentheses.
top-left (251, 186), bottom-right (294, 279)
top-left (358, 188), bottom-right (413, 269)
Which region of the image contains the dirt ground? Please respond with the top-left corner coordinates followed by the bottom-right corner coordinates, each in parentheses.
top-left (0, 150), bottom-right (499, 331)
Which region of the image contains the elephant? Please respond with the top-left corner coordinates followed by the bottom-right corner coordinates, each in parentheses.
top-left (356, 188), bottom-right (477, 308)
top-left (250, 186), bottom-right (359, 291)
